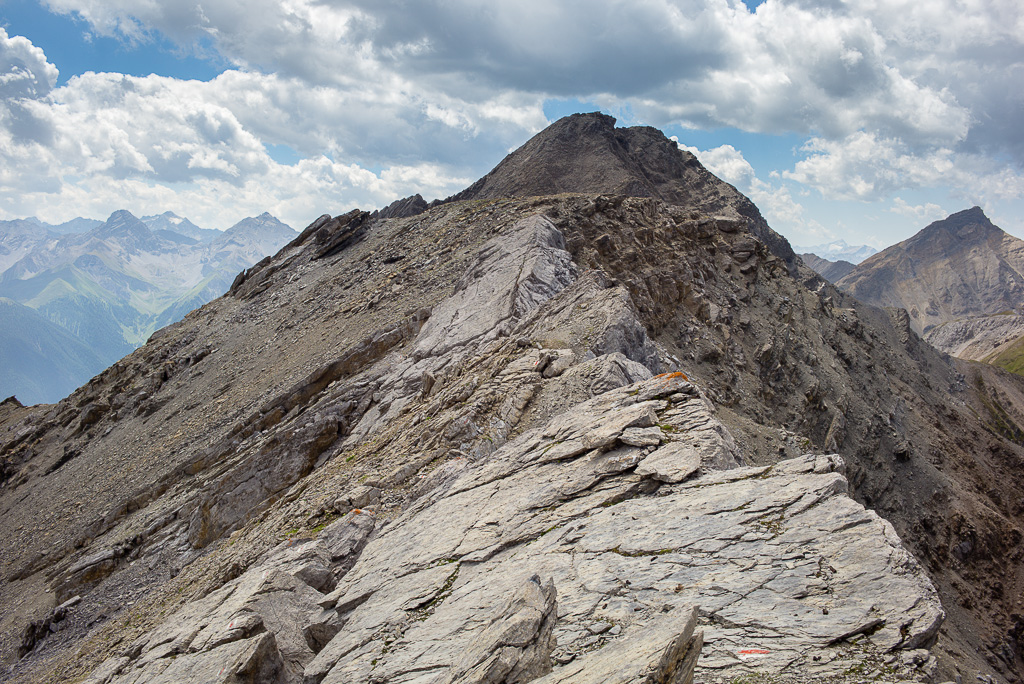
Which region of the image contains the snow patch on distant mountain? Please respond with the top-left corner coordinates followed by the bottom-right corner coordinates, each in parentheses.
top-left (792, 239), bottom-right (877, 264)
top-left (0, 209), bottom-right (296, 403)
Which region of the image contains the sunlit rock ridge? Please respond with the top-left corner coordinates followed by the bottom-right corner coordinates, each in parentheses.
top-left (0, 114), bottom-right (1021, 684)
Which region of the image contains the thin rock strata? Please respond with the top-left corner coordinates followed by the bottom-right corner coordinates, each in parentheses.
top-left (84, 373), bottom-right (942, 684)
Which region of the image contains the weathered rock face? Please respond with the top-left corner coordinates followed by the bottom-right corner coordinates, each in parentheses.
top-left (413, 215), bottom-right (578, 359)
top-left (83, 375), bottom-right (942, 684)
top-left (1, 117), bottom-right (1023, 684)
top-left (84, 511), bottom-right (374, 684)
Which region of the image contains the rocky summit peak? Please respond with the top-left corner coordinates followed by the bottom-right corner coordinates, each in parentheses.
top-left (914, 205), bottom-right (998, 244)
top-left (94, 209), bottom-right (152, 240)
top-left (101, 209), bottom-right (143, 228)
top-left (837, 206), bottom-right (1024, 335)
top-left (448, 112), bottom-right (797, 268)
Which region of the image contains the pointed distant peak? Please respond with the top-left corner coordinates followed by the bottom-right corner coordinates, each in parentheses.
top-left (919, 206), bottom-right (999, 243)
top-left (222, 212), bottom-right (293, 238)
top-left (99, 210), bottom-right (151, 236)
top-left (106, 209), bottom-right (139, 222)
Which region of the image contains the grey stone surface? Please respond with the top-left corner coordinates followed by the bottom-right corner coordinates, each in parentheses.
top-left (91, 511), bottom-right (374, 684)
top-left (413, 215), bottom-right (577, 359)
top-left (301, 376), bottom-right (942, 684)
top-left (89, 366), bottom-right (943, 684)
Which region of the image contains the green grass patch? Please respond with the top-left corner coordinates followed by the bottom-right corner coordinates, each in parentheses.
top-left (984, 334), bottom-right (1024, 376)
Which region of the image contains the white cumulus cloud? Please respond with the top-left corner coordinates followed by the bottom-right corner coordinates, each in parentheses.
top-left (1, 0), bottom-right (1021, 234)
top-left (676, 139), bottom-right (831, 243)
top-left (889, 198), bottom-right (948, 224)
top-left (784, 132), bottom-right (1024, 203)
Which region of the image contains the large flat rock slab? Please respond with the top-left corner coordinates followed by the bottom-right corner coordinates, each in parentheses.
top-left (305, 375), bottom-right (942, 683)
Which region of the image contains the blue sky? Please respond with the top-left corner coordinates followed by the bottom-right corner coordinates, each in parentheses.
top-left (1, 0), bottom-right (1022, 250)
top-left (1, 0), bottom-right (226, 84)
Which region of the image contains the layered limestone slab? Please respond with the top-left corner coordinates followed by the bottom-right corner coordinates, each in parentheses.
top-left (305, 375), bottom-right (942, 683)
top-left (85, 375), bottom-right (942, 684)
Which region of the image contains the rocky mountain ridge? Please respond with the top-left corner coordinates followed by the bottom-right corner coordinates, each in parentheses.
top-left (0, 115), bottom-right (1021, 684)
top-left (798, 253), bottom-right (856, 283)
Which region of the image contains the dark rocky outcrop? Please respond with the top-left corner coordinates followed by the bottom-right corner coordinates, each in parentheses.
top-left (375, 194), bottom-right (429, 220)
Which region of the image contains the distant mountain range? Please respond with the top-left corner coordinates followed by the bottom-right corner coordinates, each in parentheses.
top-left (834, 207), bottom-right (1024, 373)
top-left (0, 210), bottom-right (295, 404)
top-left (794, 239), bottom-right (877, 264)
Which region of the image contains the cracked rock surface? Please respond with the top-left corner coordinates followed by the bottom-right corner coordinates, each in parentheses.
top-left (85, 375), bottom-right (942, 684)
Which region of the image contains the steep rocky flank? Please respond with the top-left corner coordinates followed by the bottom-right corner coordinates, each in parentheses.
top-left (0, 118), bottom-right (1022, 684)
top-left (924, 316), bottom-right (1024, 363)
top-left (799, 253), bottom-right (855, 283)
top-left (836, 207), bottom-right (1024, 342)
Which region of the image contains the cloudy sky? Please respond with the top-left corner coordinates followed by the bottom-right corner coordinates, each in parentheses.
top-left (1, 0), bottom-right (1021, 249)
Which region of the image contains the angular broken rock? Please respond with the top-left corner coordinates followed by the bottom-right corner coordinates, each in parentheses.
top-left (413, 215), bottom-right (578, 358)
top-left (299, 375), bottom-right (942, 683)
top-left (445, 574), bottom-right (557, 684)
top-left (333, 485), bottom-right (380, 514)
top-left (635, 441), bottom-right (701, 483)
top-left (619, 426), bottom-right (664, 447)
top-left (87, 511), bottom-right (375, 684)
